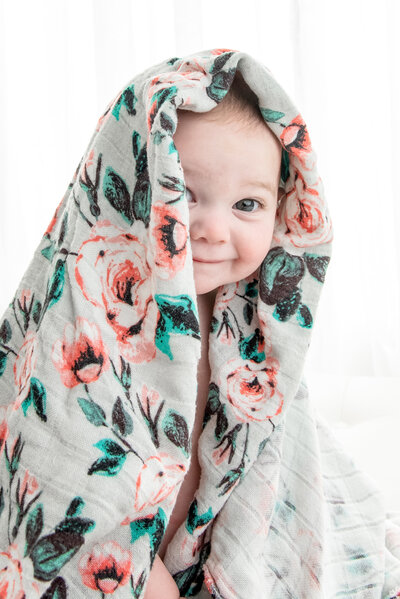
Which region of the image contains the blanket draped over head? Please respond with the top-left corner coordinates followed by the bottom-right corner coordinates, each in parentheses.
top-left (0, 49), bottom-right (399, 599)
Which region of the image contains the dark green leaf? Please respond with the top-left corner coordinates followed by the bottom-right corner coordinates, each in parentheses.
top-left (94, 438), bottom-right (126, 458)
top-left (186, 499), bottom-right (214, 534)
top-left (65, 496), bottom-right (84, 518)
top-left (77, 397), bottom-right (106, 427)
top-left (132, 131), bottom-right (141, 159)
top-left (217, 468), bottom-right (242, 496)
top-left (58, 213), bottom-right (68, 247)
top-left (30, 532), bottom-right (83, 581)
top-left (55, 516), bottom-right (95, 536)
top-left (243, 302), bottom-right (253, 326)
top-left (47, 260), bottom-right (65, 309)
top-left (160, 111), bottom-right (175, 134)
top-left (112, 397), bottom-right (133, 437)
top-left (132, 173), bottom-right (151, 226)
top-left (32, 301), bottom-right (42, 325)
top-left (103, 166), bottom-right (132, 224)
top-left (29, 378), bottom-right (47, 422)
top-left (273, 288), bottom-right (302, 322)
top-left (260, 247), bottom-right (305, 305)
top-left (215, 407), bottom-right (228, 442)
top-left (25, 503), bottom-right (44, 557)
top-left (203, 383), bottom-right (220, 429)
top-left (0, 351), bottom-right (7, 378)
top-left (244, 280), bottom-right (258, 298)
top-left (162, 410), bottom-right (189, 456)
top-left (88, 455), bottom-right (126, 477)
top-left (40, 577), bottom-right (67, 599)
top-left (304, 253), bottom-right (330, 283)
top-left (0, 487), bottom-right (4, 518)
top-left (0, 319), bottom-right (12, 343)
top-left (239, 329), bottom-right (266, 363)
top-left (296, 304), bottom-right (313, 329)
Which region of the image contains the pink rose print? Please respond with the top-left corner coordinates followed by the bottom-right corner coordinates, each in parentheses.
top-left (280, 114), bottom-right (314, 169)
top-left (75, 221), bottom-right (158, 364)
top-left (280, 169), bottom-right (332, 247)
top-left (79, 541), bottom-right (133, 594)
top-left (13, 332), bottom-right (37, 410)
top-left (0, 544), bottom-right (39, 599)
top-left (219, 358), bottom-right (283, 422)
top-left (52, 318), bottom-right (109, 388)
top-left (151, 201), bottom-right (187, 278)
top-left (134, 453), bottom-right (186, 512)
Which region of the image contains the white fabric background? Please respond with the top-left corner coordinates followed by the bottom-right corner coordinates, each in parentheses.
top-left (0, 0), bottom-right (399, 382)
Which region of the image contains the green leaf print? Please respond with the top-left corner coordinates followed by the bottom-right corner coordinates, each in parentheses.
top-left (304, 253), bottom-right (330, 283)
top-left (77, 397), bottom-right (106, 427)
top-left (155, 294), bottom-right (200, 360)
top-left (260, 108), bottom-right (285, 123)
top-left (239, 330), bottom-right (266, 363)
top-left (40, 576), bottom-right (67, 599)
top-left (0, 351), bottom-right (7, 378)
top-left (55, 516), bottom-right (95, 536)
top-left (129, 507), bottom-right (167, 561)
top-left (30, 532), bottom-right (84, 581)
top-left (103, 166), bottom-right (133, 224)
top-left (186, 499), bottom-right (214, 534)
top-left (41, 242), bottom-right (56, 262)
top-left (162, 409), bottom-right (190, 457)
top-left (22, 378), bottom-right (47, 421)
top-left (0, 318), bottom-right (12, 343)
top-left (296, 304), bottom-right (313, 329)
top-left (47, 259), bottom-right (65, 310)
top-left (88, 438), bottom-right (127, 476)
top-left (25, 503), bottom-right (44, 557)
top-left (0, 487), bottom-right (4, 518)
top-left (32, 300), bottom-right (42, 325)
top-left (112, 396), bottom-right (133, 437)
top-left (65, 496), bottom-right (85, 518)
top-left (132, 150), bottom-right (151, 227)
top-left (112, 84), bottom-right (137, 120)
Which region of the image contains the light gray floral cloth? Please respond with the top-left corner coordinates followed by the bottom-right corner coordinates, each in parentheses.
top-left (0, 49), bottom-right (399, 598)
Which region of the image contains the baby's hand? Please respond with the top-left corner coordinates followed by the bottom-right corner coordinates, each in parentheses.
top-left (144, 554), bottom-right (182, 599)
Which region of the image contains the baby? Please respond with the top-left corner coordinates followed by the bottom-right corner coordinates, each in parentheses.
top-left (144, 73), bottom-right (283, 599)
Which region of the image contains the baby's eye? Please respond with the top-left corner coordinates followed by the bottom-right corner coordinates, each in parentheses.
top-left (234, 199), bottom-right (261, 212)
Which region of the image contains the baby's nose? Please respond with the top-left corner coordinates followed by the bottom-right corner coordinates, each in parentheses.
top-left (190, 209), bottom-right (230, 243)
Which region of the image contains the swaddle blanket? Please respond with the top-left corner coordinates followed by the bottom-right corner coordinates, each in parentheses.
top-left (0, 48), bottom-right (399, 599)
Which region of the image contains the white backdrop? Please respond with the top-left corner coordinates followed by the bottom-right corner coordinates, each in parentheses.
top-left (0, 0), bottom-right (399, 379)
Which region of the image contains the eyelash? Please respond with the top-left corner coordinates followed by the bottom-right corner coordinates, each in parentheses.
top-left (185, 189), bottom-right (264, 213)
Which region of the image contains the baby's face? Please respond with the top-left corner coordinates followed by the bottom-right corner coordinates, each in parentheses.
top-left (173, 110), bottom-right (282, 296)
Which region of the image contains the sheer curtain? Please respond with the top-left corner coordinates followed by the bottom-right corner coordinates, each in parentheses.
top-left (1, 0), bottom-right (399, 379)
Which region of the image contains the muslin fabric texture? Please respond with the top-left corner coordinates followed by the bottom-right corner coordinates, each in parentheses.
top-left (0, 49), bottom-right (399, 598)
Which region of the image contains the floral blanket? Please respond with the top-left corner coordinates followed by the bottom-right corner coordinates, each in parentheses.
top-left (0, 49), bottom-right (399, 598)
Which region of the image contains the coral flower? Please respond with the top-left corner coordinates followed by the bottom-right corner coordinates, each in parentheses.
top-left (134, 453), bottom-right (186, 512)
top-left (75, 221), bottom-right (158, 364)
top-left (79, 541), bottom-right (133, 594)
top-left (0, 544), bottom-right (26, 599)
top-left (151, 201), bottom-right (187, 278)
top-left (219, 358), bottom-right (283, 422)
top-left (52, 318), bottom-right (109, 388)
